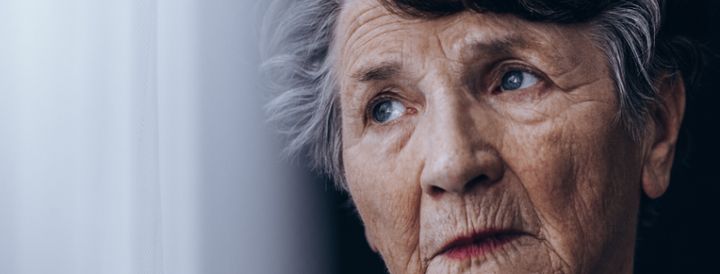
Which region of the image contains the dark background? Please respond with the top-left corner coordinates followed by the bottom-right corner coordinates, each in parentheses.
top-left (633, 3), bottom-right (720, 273)
top-left (314, 4), bottom-right (720, 274)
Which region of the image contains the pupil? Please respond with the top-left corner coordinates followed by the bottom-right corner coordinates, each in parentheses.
top-left (501, 71), bottom-right (523, 90)
top-left (374, 101), bottom-right (394, 122)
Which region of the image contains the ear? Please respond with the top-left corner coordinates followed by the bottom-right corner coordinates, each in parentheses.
top-left (641, 75), bottom-right (686, 199)
top-left (365, 227), bottom-right (379, 253)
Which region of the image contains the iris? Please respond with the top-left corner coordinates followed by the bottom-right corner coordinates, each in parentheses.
top-left (373, 100), bottom-right (405, 123)
top-left (501, 71), bottom-right (538, 91)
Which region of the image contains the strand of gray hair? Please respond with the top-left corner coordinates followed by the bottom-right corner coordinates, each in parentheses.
top-left (262, 0), bottom-right (674, 191)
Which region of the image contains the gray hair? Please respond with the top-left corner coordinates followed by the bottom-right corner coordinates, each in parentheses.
top-left (261, 0), bottom-right (700, 191)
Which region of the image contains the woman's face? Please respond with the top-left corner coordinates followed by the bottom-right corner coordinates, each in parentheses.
top-left (336, 1), bottom-right (658, 273)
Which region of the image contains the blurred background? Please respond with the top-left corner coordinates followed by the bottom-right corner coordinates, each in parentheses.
top-left (0, 0), bottom-right (717, 273)
top-left (0, 0), bottom-right (333, 273)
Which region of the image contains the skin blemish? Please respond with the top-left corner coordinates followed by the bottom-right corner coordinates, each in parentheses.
top-left (335, 1), bottom-right (649, 273)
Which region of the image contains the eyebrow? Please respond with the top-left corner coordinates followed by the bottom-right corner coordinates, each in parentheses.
top-left (467, 36), bottom-right (528, 59)
top-left (352, 62), bottom-right (401, 82)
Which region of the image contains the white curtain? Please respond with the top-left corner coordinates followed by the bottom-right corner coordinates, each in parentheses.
top-left (0, 0), bottom-right (332, 273)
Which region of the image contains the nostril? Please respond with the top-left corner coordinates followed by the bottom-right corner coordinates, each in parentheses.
top-left (421, 150), bottom-right (504, 196)
top-left (427, 174), bottom-right (490, 196)
top-left (464, 174), bottom-right (489, 191)
top-left (429, 186), bottom-right (445, 196)
top-left (423, 163), bottom-right (502, 196)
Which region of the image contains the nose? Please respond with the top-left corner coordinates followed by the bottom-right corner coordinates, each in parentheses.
top-left (419, 91), bottom-right (504, 197)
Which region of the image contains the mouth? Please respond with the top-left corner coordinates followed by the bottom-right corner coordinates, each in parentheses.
top-left (438, 230), bottom-right (525, 260)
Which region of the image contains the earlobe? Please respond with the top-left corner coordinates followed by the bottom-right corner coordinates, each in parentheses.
top-left (365, 227), bottom-right (379, 253)
top-left (641, 76), bottom-right (686, 199)
top-left (641, 149), bottom-right (672, 199)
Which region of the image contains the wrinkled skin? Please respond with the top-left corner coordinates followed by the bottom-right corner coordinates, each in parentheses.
top-left (335, 0), bottom-right (685, 273)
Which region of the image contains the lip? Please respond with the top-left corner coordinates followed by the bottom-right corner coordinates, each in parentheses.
top-left (437, 229), bottom-right (525, 260)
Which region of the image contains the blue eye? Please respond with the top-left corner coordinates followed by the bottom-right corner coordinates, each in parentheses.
top-left (373, 100), bottom-right (405, 123)
top-left (501, 71), bottom-right (538, 91)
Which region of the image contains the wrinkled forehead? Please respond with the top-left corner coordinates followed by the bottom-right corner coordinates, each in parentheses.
top-left (335, 0), bottom-right (516, 56)
top-left (332, 0), bottom-right (590, 78)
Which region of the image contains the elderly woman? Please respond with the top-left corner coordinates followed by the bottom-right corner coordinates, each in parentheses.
top-left (262, 0), bottom-right (705, 273)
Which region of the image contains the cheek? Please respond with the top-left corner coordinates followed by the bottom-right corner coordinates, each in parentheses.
top-left (344, 129), bottom-right (424, 268)
top-left (496, 82), bottom-right (627, 216)
top-left (505, 119), bottom-right (583, 222)
top-left (501, 101), bottom-right (642, 263)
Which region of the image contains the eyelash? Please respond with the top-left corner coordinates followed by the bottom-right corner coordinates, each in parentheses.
top-left (365, 93), bottom-right (398, 124)
top-left (490, 64), bottom-right (545, 93)
top-left (363, 64), bottom-right (546, 123)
